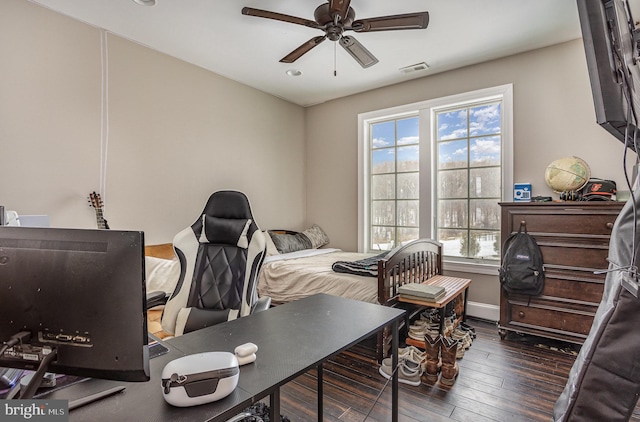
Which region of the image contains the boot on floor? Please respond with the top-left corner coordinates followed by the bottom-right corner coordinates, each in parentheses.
top-left (440, 336), bottom-right (459, 386)
top-left (421, 333), bottom-right (441, 383)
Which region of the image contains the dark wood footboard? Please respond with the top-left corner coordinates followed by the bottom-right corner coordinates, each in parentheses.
top-left (376, 238), bottom-right (443, 362)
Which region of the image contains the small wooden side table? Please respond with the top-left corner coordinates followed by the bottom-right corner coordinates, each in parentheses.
top-left (399, 275), bottom-right (472, 348)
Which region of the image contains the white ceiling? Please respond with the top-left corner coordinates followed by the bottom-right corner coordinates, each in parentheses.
top-left (28, 0), bottom-right (582, 107)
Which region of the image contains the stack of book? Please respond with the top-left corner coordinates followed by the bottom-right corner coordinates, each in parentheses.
top-left (398, 283), bottom-right (446, 302)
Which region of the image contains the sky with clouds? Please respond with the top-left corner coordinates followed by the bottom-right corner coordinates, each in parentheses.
top-left (370, 103), bottom-right (501, 169)
top-left (438, 103), bottom-right (501, 167)
top-left (371, 117), bottom-right (419, 169)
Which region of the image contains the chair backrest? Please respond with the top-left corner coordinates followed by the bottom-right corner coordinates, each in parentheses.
top-left (161, 191), bottom-right (267, 336)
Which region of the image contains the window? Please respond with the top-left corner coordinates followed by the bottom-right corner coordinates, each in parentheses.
top-left (369, 116), bottom-right (420, 251)
top-left (358, 85), bottom-right (513, 273)
top-left (435, 102), bottom-right (502, 261)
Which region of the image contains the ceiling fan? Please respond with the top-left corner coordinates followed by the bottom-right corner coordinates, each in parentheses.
top-left (241, 0), bottom-right (429, 68)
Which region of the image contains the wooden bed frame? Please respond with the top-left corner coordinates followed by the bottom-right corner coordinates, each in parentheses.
top-left (374, 238), bottom-right (443, 361)
top-left (144, 238), bottom-right (443, 361)
top-left (145, 243), bottom-right (177, 260)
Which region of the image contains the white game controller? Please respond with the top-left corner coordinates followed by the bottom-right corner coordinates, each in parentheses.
top-left (234, 342), bottom-right (258, 366)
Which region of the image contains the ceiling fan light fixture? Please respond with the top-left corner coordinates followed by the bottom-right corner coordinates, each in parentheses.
top-left (132, 0), bottom-right (156, 6)
top-left (286, 69), bottom-right (303, 77)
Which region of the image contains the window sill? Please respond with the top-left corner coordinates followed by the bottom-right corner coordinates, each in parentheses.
top-left (443, 259), bottom-right (499, 276)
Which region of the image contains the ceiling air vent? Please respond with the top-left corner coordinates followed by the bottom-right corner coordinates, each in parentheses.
top-left (399, 62), bottom-right (429, 74)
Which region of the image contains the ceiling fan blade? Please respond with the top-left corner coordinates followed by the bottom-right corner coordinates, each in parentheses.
top-left (328, 0), bottom-right (352, 22)
top-left (339, 36), bottom-right (378, 68)
top-left (350, 12), bottom-right (429, 32)
top-left (242, 7), bottom-right (321, 29)
top-left (280, 36), bottom-right (327, 63)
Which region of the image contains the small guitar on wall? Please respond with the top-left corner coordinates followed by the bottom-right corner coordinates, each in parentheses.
top-left (88, 191), bottom-right (110, 229)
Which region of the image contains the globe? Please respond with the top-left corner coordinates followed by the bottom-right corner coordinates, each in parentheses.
top-left (544, 156), bottom-right (591, 192)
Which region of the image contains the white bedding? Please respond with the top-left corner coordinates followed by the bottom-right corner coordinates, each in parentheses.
top-left (257, 249), bottom-right (380, 304)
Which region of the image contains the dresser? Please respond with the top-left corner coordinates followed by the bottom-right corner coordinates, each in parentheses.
top-left (498, 201), bottom-right (624, 344)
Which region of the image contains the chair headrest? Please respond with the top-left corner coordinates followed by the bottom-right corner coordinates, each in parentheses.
top-left (198, 215), bottom-right (252, 248)
top-left (190, 191), bottom-right (258, 247)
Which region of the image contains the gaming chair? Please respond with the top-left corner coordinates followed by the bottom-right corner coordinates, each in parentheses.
top-left (161, 191), bottom-right (270, 336)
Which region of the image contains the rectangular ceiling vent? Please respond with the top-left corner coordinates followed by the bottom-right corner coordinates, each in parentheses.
top-left (399, 62), bottom-right (430, 74)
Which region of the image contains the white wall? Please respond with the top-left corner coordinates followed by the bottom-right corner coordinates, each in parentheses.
top-left (0, 0), bottom-right (306, 244)
top-left (304, 39), bottom-right (636, 308)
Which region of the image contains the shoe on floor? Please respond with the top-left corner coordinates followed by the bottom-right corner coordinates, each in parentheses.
top-left (383, 346), bottom-right (425, 363)
top-left (382, 348), bottom-right (425, 372)
top-left (398, 345), bottom-right (427, 359)
top-left (451, 328), bottom-right (472, 349)
top-left (379, 359), bottom-right (422, 387)
top-left (459, 322), bottom-right (477, 338)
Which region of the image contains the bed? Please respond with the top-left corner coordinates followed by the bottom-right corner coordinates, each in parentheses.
top-left (258, 234), bottom-right (443, 361)
top-left (144, 243), bottom-right (180, 339)
top-left (143, 237), bottom-right (444, 360)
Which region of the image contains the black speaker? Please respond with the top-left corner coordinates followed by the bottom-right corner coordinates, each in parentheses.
top-left (559, 190), bottom-right (582, 201)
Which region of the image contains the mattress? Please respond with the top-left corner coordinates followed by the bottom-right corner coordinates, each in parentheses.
top-left (257, 249), bottom-right (380, 304)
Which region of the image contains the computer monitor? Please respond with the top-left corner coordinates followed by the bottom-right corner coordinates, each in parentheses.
top-left (0, 227), bottom-right (150, 395)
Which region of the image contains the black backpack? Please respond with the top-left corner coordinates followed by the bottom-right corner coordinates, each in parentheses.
top-left (499, 225), bottom-right (545, 296)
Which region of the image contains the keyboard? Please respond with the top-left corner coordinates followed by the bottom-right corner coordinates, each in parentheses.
top-left (148, 334), bottom-right (169, 359)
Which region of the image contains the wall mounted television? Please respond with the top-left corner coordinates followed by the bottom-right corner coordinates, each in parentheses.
top-left (577, 0), bottom-right (640, 151)
top-left (0, 227), bottom-right (150, 397)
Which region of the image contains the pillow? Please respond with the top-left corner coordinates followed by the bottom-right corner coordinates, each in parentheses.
top-left (302, 224), bottom-right (330, 249)
top-left (145, 256), bottom-right (180, 295)
top-left (263, 231), bottom-right (280, 256)
top-left (199, 215), bottom-right (251, 248)
top-left (268, 224), bottom-right (330, 253)
top-left (268, 231), bottom-right (312, 254)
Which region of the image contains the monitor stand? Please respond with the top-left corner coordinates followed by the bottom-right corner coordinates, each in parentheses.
top-left (68, 385), bottom-right (126, 410)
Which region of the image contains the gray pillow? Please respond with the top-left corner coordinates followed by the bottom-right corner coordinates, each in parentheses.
top-left (268, 231), bottom-right (312, 254)
top-left (302, 224), bottom-right (330, 249)
top-left (268, 224), bottom-right (330, 253)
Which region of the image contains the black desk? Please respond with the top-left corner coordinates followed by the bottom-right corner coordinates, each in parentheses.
top-left (44, 294), bottom-right (405, 421)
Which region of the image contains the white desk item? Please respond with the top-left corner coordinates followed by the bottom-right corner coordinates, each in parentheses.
top-left (161, 352), bottom-right (239, 407)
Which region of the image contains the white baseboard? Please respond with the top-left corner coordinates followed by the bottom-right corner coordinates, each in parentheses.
top-left (467, 301), bottom-right (499, 322)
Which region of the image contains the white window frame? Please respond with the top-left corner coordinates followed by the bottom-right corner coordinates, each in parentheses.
top-left (358, 84), bottom-right (513, 275)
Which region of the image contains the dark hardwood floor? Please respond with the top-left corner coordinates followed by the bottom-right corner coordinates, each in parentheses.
top-left (269, 318), bottom-right (640, 421)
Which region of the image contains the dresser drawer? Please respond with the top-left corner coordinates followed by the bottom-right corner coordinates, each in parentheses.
top-left (506, 302), bottom-right (596, 338)
top-left (538, 243), bottom-right (609, 270)
top-left (542, 273), bottom-right (605, 305)
top-left (508, 211), bottom-right (617, 236)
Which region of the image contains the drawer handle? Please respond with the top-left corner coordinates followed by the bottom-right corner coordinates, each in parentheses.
top-left (606, 222), bottom-right (614, 229)
top-left (518, 311), bottom-right (525, 318)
